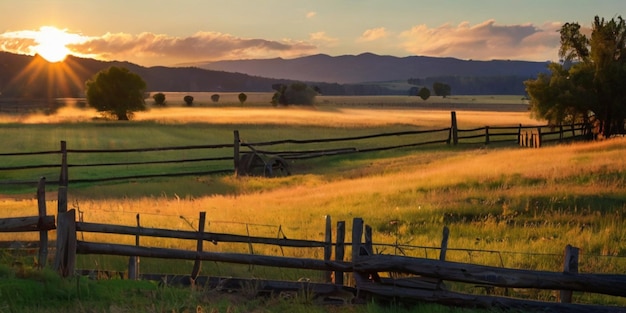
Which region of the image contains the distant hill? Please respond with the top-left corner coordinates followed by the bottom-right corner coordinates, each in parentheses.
top-left (0, 52), bottom-right (550, 98)
top-left (0, 52), bottom-right (292, 99)
top-left (198, 53), bottom-right (551, 84)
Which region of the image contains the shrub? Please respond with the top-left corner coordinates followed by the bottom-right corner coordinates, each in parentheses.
top-left (152, 93), bottom-right (166, 106)
top-left (238, 93), bottom-right (247, 104)
top-left (211, 94), bottom-right (220, 103)
top-left (183, 95), bottom-right (194, 106)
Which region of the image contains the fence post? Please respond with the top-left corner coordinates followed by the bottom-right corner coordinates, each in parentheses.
top-left (517, 124), bottom-right (522, 146)
top-left (559, 124), bottom-right (564, 142)
top-left (560, 245), bottom-right (580, 303)
top-left (128, 214), bottom-right (140, 280)
top-left (351, 218), bottom-right (370, 285)
top-left (58, 141), bottom-right (68, 214)
top-left (323, 215), bottom-right (332, 283)
top-left (54, 209), bottom-right (76, 277)
top-left (536, 127), bottom-right (542, 148)
top-left (439, 226), bottom-right (449, 261)
top-left (334, 221), bottom-right (345, 285)
top-left (37, 177), bottom-right (48, 268)
top-left (450, 111), bottom-right (458, 145)
top-left (485, 126), bottom-right (490, 145)
top-left (233, 130), bottom-right (240, 177)
top-left (190, 212), bottom-right (206, 281)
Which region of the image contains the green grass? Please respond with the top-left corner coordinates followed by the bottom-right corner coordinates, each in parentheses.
top-left (1, 103), bottom-right (625, 311)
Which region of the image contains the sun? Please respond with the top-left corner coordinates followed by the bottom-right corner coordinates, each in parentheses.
top-left (32, 26), bottom-right (76, 63)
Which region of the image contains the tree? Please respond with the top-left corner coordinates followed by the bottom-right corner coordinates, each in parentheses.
top-left (85, 66), bottom-right (147, 120)
top-left (152, 92), bottom-right (166, 106)
top-left (418, 87), bottom-right (431, 100)
top-left (432, 82), bottom-right (451, 97)
top-left (238, 92), bottom-right (247, 104)
top-left (211, 94), bottom-right (220, 102)
top-left (525, 16), bottom-right (626, 138)
top-left (271, 82), bottom-right (317, 106)
top-left (184, 95), bottom-right (194, 106)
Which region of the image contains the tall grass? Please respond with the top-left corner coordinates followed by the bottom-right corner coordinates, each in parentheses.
top-left (1, 103), bottom-right (625, 308)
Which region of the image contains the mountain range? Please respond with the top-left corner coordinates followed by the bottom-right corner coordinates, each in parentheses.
top-left (198, 53), bottom-right (550, 85)
top-left (0, 51), bottom-right (550, 98)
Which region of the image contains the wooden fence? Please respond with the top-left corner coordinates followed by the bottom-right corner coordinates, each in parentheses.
top-left (1, 180), bottom-right (625, 312)
top-left (0, 111), bottom-right (590, 187)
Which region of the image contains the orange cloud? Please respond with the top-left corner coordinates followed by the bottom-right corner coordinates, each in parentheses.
top-left (400, 19), bottom-right (561, 61)
top-left (358, 27), bottom-right (389, 42)
top-left (68, 31), bottom-right (317, 65)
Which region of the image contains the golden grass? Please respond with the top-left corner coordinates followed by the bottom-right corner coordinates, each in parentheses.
top-left (3, 102), bottom-right (625, 290)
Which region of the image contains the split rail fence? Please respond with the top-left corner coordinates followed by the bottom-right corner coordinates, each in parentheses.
top-left (1, 179), bottom-right (625, 312)
top-left (0, 111), bottom-right (590, 188)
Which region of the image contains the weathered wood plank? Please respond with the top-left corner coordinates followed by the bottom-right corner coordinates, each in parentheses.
top-left (76, 241), bottom-right (352, 272)
top-left (0, 215), bottom-right (55, 232)
top-left (76, 222), bottom-right (326, 248)
top-left (355, 254), bottom-right (626, 297)
top-left (358, 281), bottom-right (626, 313)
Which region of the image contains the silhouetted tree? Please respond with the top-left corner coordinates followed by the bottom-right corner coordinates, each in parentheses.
top-left (152, 92), bottom-right (166, 106)
top-left (184, 95), bottom-right (194, 106)
top-left (85, 66), bottom-right (147, 120)
top-left (418, 87), bottom-right (431, 100)
top-left (525, 15), bottom-right (626, 138)
top-left (271, 82), bottom-right (317, 106)
top-left (432, 82), bottom-right (451, 97)
top-left (238, 92), bottom-right (247, 104)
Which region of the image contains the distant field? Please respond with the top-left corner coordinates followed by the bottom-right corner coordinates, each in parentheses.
top-left (0, 93), bottom-right (538, 128)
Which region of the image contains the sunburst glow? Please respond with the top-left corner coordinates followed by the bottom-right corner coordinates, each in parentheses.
top-left (0, 26), bottom-right (87, 63)
top-left (32, 26), bottom-right (78, 62)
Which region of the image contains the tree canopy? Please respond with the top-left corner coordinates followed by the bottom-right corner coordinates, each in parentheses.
top-left (432, 82), bottom-right (451, 97)
top-left (418, 87), bottom-right (431, 100)
top-left (85, 66), bottom-right (147, 120)
top-left (271, 83), bottom-right (318, 106)
top-left (524, 16), bottom-right (626, 138)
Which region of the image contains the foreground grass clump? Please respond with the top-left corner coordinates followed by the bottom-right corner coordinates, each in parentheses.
top-left (0, 263), bottom-right (500, 313)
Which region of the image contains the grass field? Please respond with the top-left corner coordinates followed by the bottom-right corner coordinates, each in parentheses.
top-left (1, 96), bottom-right (625, 312)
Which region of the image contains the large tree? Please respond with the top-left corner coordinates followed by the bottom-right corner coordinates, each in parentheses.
top-left (85, 66), bottom-right (147, 120)
top-left (525, 16), bottom-right (626, 138)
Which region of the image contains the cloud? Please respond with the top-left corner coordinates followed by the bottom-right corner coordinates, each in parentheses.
top-left (309, 31), bottom-right (339, 44)
top-left (399, 19), bottom-right (561, 61)
top-left (358, 27), bottom-right (389, 42)
top-left (68, 31), bottom-right (318, 65)
top-left (306, 11), bottom-right (316, 19)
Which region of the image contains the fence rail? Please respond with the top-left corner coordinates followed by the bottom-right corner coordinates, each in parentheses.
top-left (0, 111), bottom-right (591, 187)
top-left (1, 183), bottom-right (625, 312)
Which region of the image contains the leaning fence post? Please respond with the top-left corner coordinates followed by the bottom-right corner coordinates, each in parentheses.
top-left (234, 130), bottom-right (240, 176)
top-left (37, 177), bottom-right (49, 268)
top-left (323, 215), bottom-right (332, 283)
top-left (560, 244), bottom-right (580, 303)
top-left (439, 226), bottom-right (449, 261)
top-left (334, 221), bottom-right (345, 285)
top-left (190, 212), bottom-right (206, 281)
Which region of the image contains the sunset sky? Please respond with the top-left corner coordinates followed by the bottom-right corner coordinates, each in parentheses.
top-left (0, 0), bottom-right (623, 66)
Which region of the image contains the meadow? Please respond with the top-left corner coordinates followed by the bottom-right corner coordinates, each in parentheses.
top-left (1, 94), bottom-right (625, 312)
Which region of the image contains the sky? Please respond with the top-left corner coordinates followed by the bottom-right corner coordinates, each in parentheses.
top-left (0, 0), bottom-right (624, 67)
